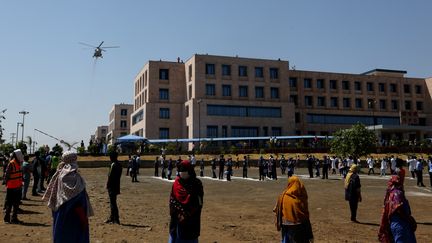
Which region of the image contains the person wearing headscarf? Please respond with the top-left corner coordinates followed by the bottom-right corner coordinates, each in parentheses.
top-left (169, 160), bottom-right (204, 243)
top-left (345, 164), bottom-right (362, 223)
top-left (3, 149), bottom-right (24, 224)
top-left (273, 176), bottom-right (313, 243)
top-left (43, 151), bottom-right (93, 243)
top-left (378, 174), bottom-right (417, 243)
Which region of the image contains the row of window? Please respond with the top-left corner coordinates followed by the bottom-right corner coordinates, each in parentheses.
top-left (290, 77), bottom-right (423, 94)
top-left (298, 96), bottom-right (423, 111)
top-left (207, 104), bottom-right (281, 118)
top-left (207, 126), bottom-right (282, 138)
top-left (205, 64), bottom-right (279, 79)
top-left (207, 84), bottom-right (280, 98)
top-left (306, 114), bottom-right (400, 126)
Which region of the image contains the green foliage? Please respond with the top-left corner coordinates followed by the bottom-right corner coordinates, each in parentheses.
top-left (52, 144), bottom-right (63, 154)
top-left (330, 123), bottom-right (376, 159)
top-left (77, 146), bottom-right (86, 155)
top-left (87, 144), bottom-right (98, 155)
top-left (229, 145), bottom-right (238, 155)
top-left (16, 141), bottom-right (28, 154)
top-left (0, 143), bottom-right (15, 155)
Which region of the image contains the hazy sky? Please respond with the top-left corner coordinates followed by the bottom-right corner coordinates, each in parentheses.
top-left (1, 0), bottom-right (431, 149)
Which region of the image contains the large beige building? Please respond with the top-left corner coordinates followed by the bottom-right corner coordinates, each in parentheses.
top-left (93, 125), bottom-right (108, 144)
top-left (130, 54), bottom-right (432, 144)
top-left (107, 103), bottom-right (133, 144)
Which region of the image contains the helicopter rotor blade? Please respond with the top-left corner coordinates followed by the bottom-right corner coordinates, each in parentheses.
top-left (78, 42), bottom-right (96, 48)
top-left (101, 46), bottom-right (120, 49)
top-left (97, 41), bottom-right (104, 48)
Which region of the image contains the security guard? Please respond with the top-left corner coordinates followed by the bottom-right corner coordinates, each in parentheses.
top-left (3, 149), bottom-right (24, 224)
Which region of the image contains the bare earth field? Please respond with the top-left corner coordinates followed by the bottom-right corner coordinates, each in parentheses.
top-left (1, 167), bottom-right (431, 243)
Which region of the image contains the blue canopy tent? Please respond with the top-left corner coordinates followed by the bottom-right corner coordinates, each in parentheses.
top-left (115, 134), bottom-right (148, 144)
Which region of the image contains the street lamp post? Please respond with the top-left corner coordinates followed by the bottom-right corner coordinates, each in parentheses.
top-left (16, 122), bottom-right (22, 147)
top-left (19, 110), bottom-right (29, 143)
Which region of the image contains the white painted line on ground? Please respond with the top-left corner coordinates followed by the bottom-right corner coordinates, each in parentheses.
top-left (151, 176), bottom-right (175, 183)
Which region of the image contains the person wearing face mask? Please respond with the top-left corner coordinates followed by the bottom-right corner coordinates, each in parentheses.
top-left (169, 160), bottom-right (204, 243)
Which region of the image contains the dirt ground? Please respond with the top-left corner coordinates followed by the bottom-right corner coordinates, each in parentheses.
top-left (1, 166), bottom-right (431, 243)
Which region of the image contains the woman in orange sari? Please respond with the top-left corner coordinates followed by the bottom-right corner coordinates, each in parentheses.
top-left (273, 176), bottom-right (313, 243)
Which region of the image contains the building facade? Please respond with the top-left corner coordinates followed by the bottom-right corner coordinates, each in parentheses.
top-left (130, 54), bottom-right (432, 144)
top-left (107, 103), bottom-right (134, 145)
top-left (93, 125), bottom-right (108, 144)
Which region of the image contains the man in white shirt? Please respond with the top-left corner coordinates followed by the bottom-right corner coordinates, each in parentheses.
top-left (380, 158), bottom-right (387, 176)
top-left (390, 156), bottom-right (396, 174)
top-left (367, 157), bottom-right (375, 175)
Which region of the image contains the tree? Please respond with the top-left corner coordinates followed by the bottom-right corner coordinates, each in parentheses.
top-left (0, 143), bottom-right (14, 155)
top-left (330, 123), bottom-right (376, 160)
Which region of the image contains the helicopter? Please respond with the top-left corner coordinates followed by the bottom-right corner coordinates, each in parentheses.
top-left (79, 41), bottom-right (119, 59)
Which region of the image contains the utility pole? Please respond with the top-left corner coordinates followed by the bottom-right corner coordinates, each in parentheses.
top-left (10, 133), bottom-right (16, 146)
top-left (19, 110), bottom-right (29, 143)
top-left (16, 122), bottom-right (22, 147)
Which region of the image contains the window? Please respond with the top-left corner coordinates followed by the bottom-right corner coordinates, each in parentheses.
top-left (231, 126), bottom-right (259, 137)
top-left (390, 84), bottom-right (397, 93)
top-left (290, 95), bottom-right (298, 106)
top-left (367, 99), bottom-right (376, 109)
top-left (185, 105), bottom-right (189, 117)
top-left (120, 120), bottom-right (127, 128)
top-left (354, 81), bottom-right (361, 91)
top-left (206, 63), bottom-right (215, 75)
top-left (159, 128), bottom-right (169, 139)
top-left (207, 105), bottom-right (281, 118)
top-left (120, 109), bottom-right (128, 116)
top-left (255, 67), bottom-right (264, 78)
top-left (343, 98), bottom-right (350, 108)
top-left (304, 96), bottom-right (313, 107)
top-left (379, 100), bottom-right (386, 110)
top-left (159, 108), bottom-right (170, 119)
top-left (417, 101), bottom-right (423, 111)
top-left (330, 97), bottom-right (338, 108)
top-left (270, 68), bottom-right (279, 79)
top-left (289, 77), bottom-right (297, 88)
top-left (329, 80), bottom-right (337, 90)
top-left (295, 112), bottom-right (300, 123)
top-left (355, 98), bottom-right (362, 108)
top-left (239, 86), bottom-right (248, 97)
top-left (405, 101), bottom-right (411, 110)
top-left (239, 66), bottom-right (248, 77)
top-left (132, 109), bottom-right (143, 125)
top-left (159, 69), bottom-right (169, 80)
top-left (270, 87), bottom-right (279, 99)
top-left (379, 83), bottom-right (385, 92)
top-left (304, 78), bottom-right (312, 88)
top-left (222, 85), bottom-right (232, 97)
top-left (366, 82), bottom-right (374, 91)
top-left (222, 64), bottom-right (231, 76)
top-left (205, 84), bottom-right (216, 96)
top-left (188, 65), bottom-right (192, 81)
top-left (263, 127), bottom-right (268, 136)
top-left (159, 89), bottom-right (169, 100)
top-left (272, 127), bottom-right (282, 136)
top-left (307, 113), bottom-right (400, 126)
top-left (317, 96), bottom-right (325, 107)
top-left (222, 126), bottom-right (228, 137)
top-left (317, 79), bottom-right (325, 89)
top-left (255, 86), bottom-right (264, 98)
top-left (207, 126), bottom-right (218, 138)
top-left (391, 100), bottom-right (398, 110)
top-left (342, 81), bottom-right (350, 90)
top-left (415, 85), bottom-right (422, 94)
top-left (188, 85), bottom-right (192, 100)
top-left (404, 84), bottom-right (411, 94)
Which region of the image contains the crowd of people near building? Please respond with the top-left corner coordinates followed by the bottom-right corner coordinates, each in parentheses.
top-left (1, 149), bottom-right (431, 242)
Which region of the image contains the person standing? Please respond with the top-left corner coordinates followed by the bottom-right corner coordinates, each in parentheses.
top-left (32, 151), bottom-right (43, 195)
top-left (428, 157), bottom-right (432, 187)
top-left (331, 156), bottom-right (337, 175)
top-left (169, 160), bottom-right (204, 243)
top-left (258, 155), bottom-right (265, 181)
top-left (154, 156), bottom-right (159, 177)
top-left (161, 156), bottom-right (167, 179)
top-left (390, 156), bottom-right (396, 175)
top-left (273, 176), bottom-right (314, 243)
top-left (105, 151), bottom-right (122, 224)
top-left (378, 175), bottom-right (417, 243)
top-left (322, 156), bottom-right (329, 179)
top-left (307, 155), bottom-right (314, 178)
top-left (407, 156), bottom-right (416, 179)
top-left (242, 155), bottom-right (248, 178)
top-left (226, 158), bottom-right (233, 181)
top-left (415, 158), bottom-right (425, 187)
top-left (47, 152), bottom-right (60, 183)
top-left (167, 158), bottom-right (174, 180)
top-left (3, 149), bottom-right (24, 224)
top-left (21, 155), bottom-right (32, 200)
top-left (380, 158), bottom-right (387, 176)
top-left (367, 157), bottom-right (375, 175)
top-left (199, 159), bottom-right (204, 177)
top-left (211, 158), bottom-right (217, 178)
top-left (43, 151), bottom-right (94, 243)
top-left (345, 164), bottom-right (362, 223)
top-left (218, 155), bottom-right (225, 180)
top-left (131, 156), bottom-right (139, 182)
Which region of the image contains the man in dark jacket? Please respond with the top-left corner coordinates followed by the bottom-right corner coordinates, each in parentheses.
top-left (106, 151), bottom-right (122, 224)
